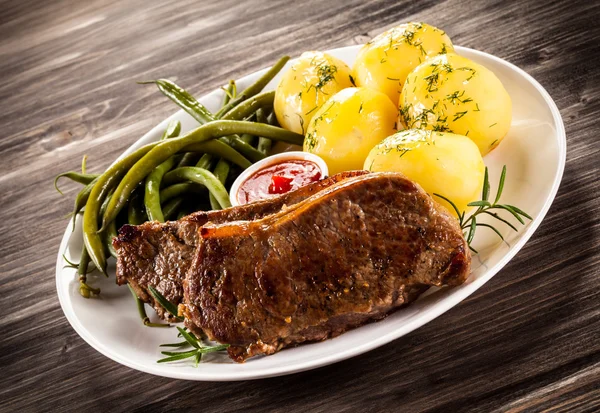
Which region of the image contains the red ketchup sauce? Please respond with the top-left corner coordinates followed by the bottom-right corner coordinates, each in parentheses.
top-left (237, 160), bottom-right (322, 204)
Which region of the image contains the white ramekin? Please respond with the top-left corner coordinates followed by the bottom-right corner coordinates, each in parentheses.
top-left (229, 151), bottom-right (329, 207)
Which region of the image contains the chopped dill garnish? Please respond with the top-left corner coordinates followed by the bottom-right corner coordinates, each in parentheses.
top-left (424, 72), bottom-right (440, 92)
top-left (446, 90), bottom-right (466, 104)
top-left (403, 30), bottom-right (416, 46)
top-left (442, 63), bottom-right (453, 73)
top-left (456, 67), bottom-right (476, 81)
top-left (453, 111), bottom-right (468, 121)
top-left (305, 106), bottom-right (319, 116)
top-left (433, 123), bottom-right (451, 132)
top-left (313, 63), bottom-right (338, 93)
top-left (399, 103), bottom-right (412, 124)
top-left (489, 122), bottom-right (497, 127)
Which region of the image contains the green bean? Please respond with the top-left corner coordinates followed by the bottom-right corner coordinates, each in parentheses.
top-left (238, 117), bottom-right (256, 152)
top-left (162, 197), bottom-right (184, 221)
top-left (104, 218), bottom-right (118, 259)
top-left (128, 186), bottom-right (147, 225)
top-left (78, 246), bottom-right (90, 278)
top-left (54, 172), bottom-right (99, 194)
top-left (220, 90), bottom-right (275, 121)
top-left (83, 142), bottom-right (157, 273)
top-left (222, 80), bottom-right (236, 106)
top-left (71, 178), bottom-right (98, 230)
top-left (195, 153), bottom-right (214, 170)
top-left (162, 119), bottom-right (196, 167)
top-left (221, 135), bottom-right (266, 162)
top-left (81, 155), bottom-right (88, 174)
top-left (161, 167), bottom-right (231, 209)
top-left (239, 132), bottom-right (255, 145)
top-left (186, 140), bottom-right (251, 169)
top-left (161, 120), bottom-right (182, 140)
top-left (144, 156), bottom-right (178, 222)
top-left (267, 110), bottom-right (279, 126)
top-left (141, 80), bottom-right (214, 124)
top-left (147, 78), bottom-right (265, 162)
top-left (77, 246), bottom-right (100, 298)
top-left (163, 116), bottom-right (191, 169)
top-left (209, 160), bottom-right (230, 210)
top-left (101, 120), bottom-right (302, 228)
top-left (177, 152), bottom-right (200, 167)
top-left (98, 189), bottom-right (117, 264)
top-left (80, 119), bottom-right (179, 269)
top-left (256, 108), bottom-right (272, 155)
top-left (215, 56), bottom-right (289, 118)
top-left (128, 284), bottom-right (170, 328)
top-left (160, 183), bottom-right (205, 203)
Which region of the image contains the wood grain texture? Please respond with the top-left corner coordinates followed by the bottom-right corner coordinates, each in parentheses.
top-left (1, 0), bottom-right (599, 411)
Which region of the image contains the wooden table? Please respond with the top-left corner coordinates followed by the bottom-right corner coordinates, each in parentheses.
top-left (1, 0), bottom-right (599, 411)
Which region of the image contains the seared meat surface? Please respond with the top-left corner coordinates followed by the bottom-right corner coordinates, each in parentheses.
top-left (113, 171), bottom-right (368, 319)
top-left (184, 172), bottom-right (470, 362)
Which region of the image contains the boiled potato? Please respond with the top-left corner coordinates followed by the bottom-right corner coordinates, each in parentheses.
top-left (304, 87), bottom-right (397, 175)
top-left (274, 51), bottom-right (353, 134)
top-left (399, 53), bottom-right (512, 156)
top-left (364, 129), bottom-right (485, 215)
top-left (352, 22), bottom-right (454, 106)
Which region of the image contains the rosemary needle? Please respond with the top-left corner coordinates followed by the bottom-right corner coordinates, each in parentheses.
top-left (156, 327), bottom-right (229, 366)
top-left (434, 165), bottom-right (532, 252)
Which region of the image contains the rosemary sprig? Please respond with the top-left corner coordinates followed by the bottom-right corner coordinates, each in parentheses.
top-left (148, 285), bottom-right (183, 321)
top-left (157, 327), bottom-right (229, 366)
top-left (434, 166), bottom-right (532, 253)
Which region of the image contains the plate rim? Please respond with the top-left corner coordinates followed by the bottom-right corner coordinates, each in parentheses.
top-left (55, 45), bottom-right (566, 381)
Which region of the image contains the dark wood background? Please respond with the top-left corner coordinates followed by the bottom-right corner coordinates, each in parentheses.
top-left (1, 0), bottom-right (599, 411)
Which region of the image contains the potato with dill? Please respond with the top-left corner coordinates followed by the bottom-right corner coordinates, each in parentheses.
top-left (364, 129), bottom-right (485, 215)
top-left (352, 22), bottom-right (454, 106)
top-left (399, 53), bottom-right (512, 156)
top-left (274, 51), bottom-right (353, 135)
top-left (304, 87), bottom-right (397, 175)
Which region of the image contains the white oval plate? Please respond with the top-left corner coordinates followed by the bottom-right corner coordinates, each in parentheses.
top-left (56, 45), bottom-right (566, 381)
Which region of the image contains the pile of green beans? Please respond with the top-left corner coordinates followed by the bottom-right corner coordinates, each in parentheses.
top-left (56, 56), bottom-right (302, 299)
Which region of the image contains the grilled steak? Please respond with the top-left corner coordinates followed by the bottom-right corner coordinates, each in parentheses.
top-left (184, 172), bottom-right (470, 362)
top-left (113, 171), bottom-right (368, 320)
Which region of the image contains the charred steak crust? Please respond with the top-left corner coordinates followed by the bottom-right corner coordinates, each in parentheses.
top-left (113, 171), bottom-right (369, 320)
top-left (183, 172), bottom-right (470, 362)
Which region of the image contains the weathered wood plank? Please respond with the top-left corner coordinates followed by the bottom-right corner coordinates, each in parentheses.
top-left (0, 0), bottom-right (599, 411)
